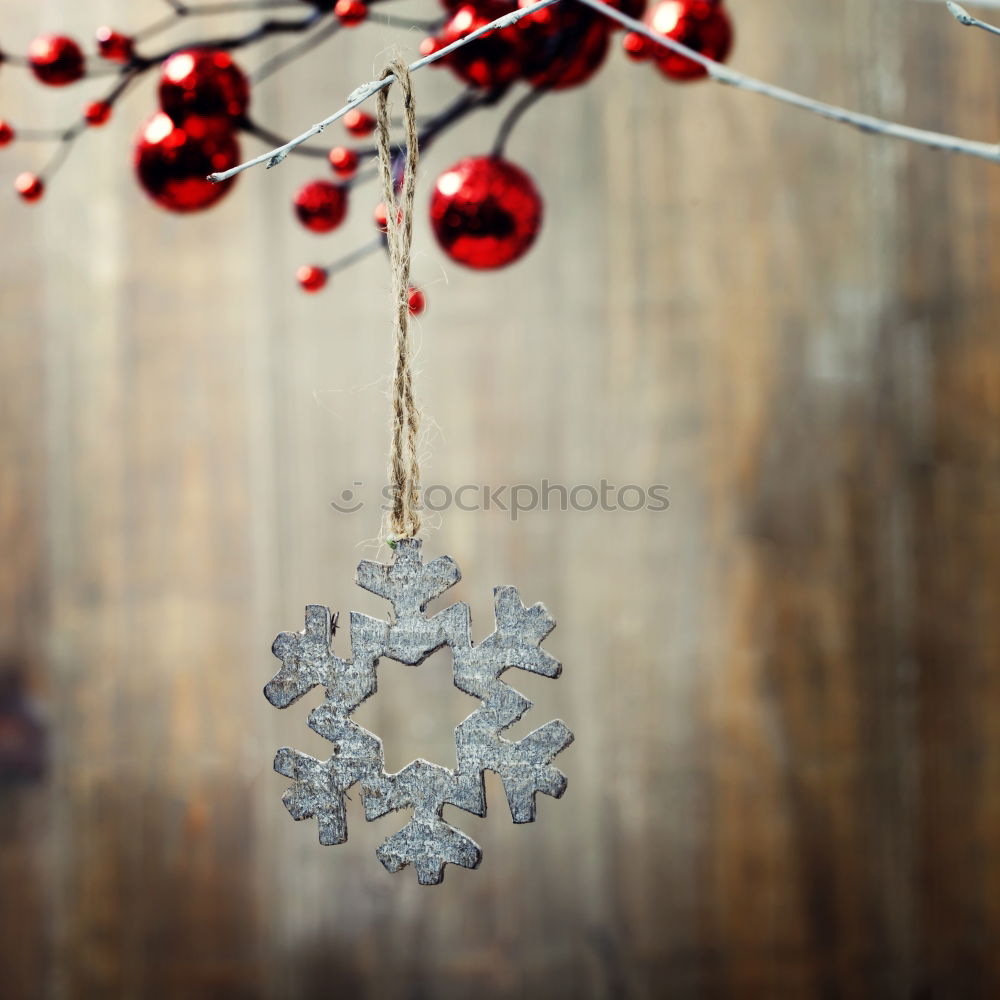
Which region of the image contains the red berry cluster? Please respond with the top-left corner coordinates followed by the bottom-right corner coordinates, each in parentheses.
top-left (1, 0), bottom-right (734, 300)
top-left (135, 50), bottom-right (248, 212)
top-left (423, 0), bottom-right (616, 92)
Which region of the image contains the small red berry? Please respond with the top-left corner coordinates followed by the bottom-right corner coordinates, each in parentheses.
top-left (622, 31), bottom-right (652, 60)
top-left (84, 101), bottom-right (112, 126)
top-left (297, 265), bottom-right (328, 293)
top-left (334, 0), bottom-right (368, 25)
top-left (373, 201), bottom-right (402, 232)
top-left (343, 109), bottom-right (376, 136)
top-left (407, 286), bottom-right (426, 316)
top-left (0, 121), bottom-right (15, 147)
top-left (328, 146), bottom-right (358, 178)
top-left (293, 180), bottom-right (348, 233)
top-left (419, 36), bottom-right (443, 59)
top-left (28, 35), bottom-right (86, 86)
top-left (15, 172), bottom-right (44, 202)
top-left (95, 27), bottom-right (134, 63)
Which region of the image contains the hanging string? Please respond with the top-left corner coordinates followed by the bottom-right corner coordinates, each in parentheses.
top-left (376, 58), bottom-right (421, 540)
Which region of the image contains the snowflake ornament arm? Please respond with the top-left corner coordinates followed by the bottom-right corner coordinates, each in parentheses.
top-left (265, 539), bottom-right (575, 885)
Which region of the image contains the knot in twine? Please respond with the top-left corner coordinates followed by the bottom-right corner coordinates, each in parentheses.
top-left (377, 59), bottom-right (421, 541)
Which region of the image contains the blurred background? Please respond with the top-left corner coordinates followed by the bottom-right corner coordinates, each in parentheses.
top-left (3, 0), bottom-right (1000, 997)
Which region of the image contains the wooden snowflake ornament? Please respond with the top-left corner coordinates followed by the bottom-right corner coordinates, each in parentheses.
top-left (265, 539), bottom-right (575, 885)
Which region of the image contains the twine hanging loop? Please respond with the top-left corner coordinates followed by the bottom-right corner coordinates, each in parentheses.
top-left (376, 59), bottom-right (421, 540)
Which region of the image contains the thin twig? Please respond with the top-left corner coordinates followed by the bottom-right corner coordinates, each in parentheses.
top-left (207, 0), bottom-right (563, 181)
top-left (33, 68), bottom-right (143, 178)
top-left (250, 15), bottom-right (341, 83)
top-left (492, 87), bottom-right (547, 156)
top-left (327, 236), bottom-right (386, 276)
top-left (141, 12), bottom-right (322, 61)
top-left (241, 117), bottom-right (331, 157)
top-left (572, 0), bottom-right (1000, 164)
top-left (946, 0), bottom-right (1000, 35)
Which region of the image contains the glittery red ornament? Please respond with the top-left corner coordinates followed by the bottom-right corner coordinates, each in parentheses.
top-left (646, 0), bottom-right (732, 81)
top-left (293, 180), bottom-right (348, 233)
top-left (518, 1), bottom-right (610, 90)
top-left (297, 265), bottom-right (328, 292)
top-left (134, 112), bottom-right (240, 213)
top-left (430, 156), bottom-right (542, 270)
top-left (436, 3), bottom-right (526, 89)
top-left (15, 173), bottom-right (43, 202)
top-left (0, 121), bottom-right (14, 147)
top-left (343, 109), bottom-right (376, 136)
top-left (159, 49), bottom-right (249, 125)
top-left (334, 0), bottom-right (368, 25)
top-left (328, 146), bottom-right (359, 178)
top-left (84, 101), bottom-right (112, 127)
top-left (407, 286), bottom-right (426, 316)
top-left (95, 27), bottom-right (134, 63)
top-left (28, 35), bottom-right (85, 87)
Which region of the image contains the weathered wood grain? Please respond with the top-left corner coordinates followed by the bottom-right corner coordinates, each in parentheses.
top-left (1, 0), bottom-right (999, 997)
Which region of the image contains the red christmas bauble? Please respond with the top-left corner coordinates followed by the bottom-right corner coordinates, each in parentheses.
top-left (436, 3), bottom-right (526, 90)
top-left (293, 180), bottom-right (348, 233)
top-left (134, 112), bottom-right (240, 213)
top-left (518, 1), bottom-right (610, 90)
top-left (85, 101), bottom-right (112, 127)
top-left (334, 0), bottom-right (368, 25)
top-left (159, 50), bottom-right (249, 125)
top-left (328, 146), bottom-right (358, 178)
top-left (15, 172), bottom-right (44, 202)
top-left (95, 27), bottom-right (134, 63)
top-left (0, 121), bottom-right (14, 147)
top-left (646, 0), bottom-right (732, 80)
top-left (297, 265), bottom-right (328, 292)
top-left (430, 156), bottom-right (542, 270)
top-left (28, 35), bottom-right (85, 87)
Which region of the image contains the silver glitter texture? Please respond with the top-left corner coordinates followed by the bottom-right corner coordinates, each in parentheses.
top-left (265, 538), bottom-right (574, 885)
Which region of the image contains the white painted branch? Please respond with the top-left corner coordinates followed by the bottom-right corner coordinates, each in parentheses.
top-left (917, 0), bottom-right (1000, 10)
top-left (945, 1), bottom-right (1000, 36)
top-left (207, 0), bottom-right (562, 182)
top-left (208, 0), bottom-right (1000, 184)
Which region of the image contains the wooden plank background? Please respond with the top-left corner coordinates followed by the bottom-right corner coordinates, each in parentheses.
top-left (2, 0), bottom-right (1000, 996)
